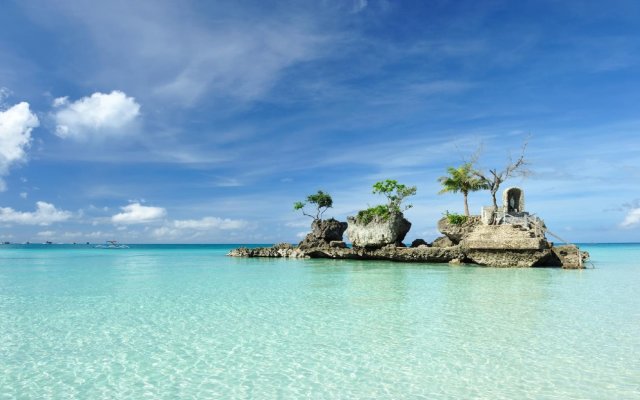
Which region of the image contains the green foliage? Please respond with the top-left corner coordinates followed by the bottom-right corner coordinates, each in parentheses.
top-left (356, 205), bottom-right (391, 224)
top-left (371, 179), bottom-right (417, 213)
top-left (354, 180), bottom-right (417, 225)
top-left (444, 211), bottom-right (468, 225)
top-left (293, 190), bottom-right (333, 220)
top-left (438, 162), bottom-right (488, 216)
top-left (306, 191), bottom-right (333, 209)
top-left (438, 163), bottom-right (488, 195)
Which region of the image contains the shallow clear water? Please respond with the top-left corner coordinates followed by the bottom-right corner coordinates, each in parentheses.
top-left (1, 244), bottom-right (639, 399)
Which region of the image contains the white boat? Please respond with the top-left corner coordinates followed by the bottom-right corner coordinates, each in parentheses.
top-left (95, 240), bottom-right (130, 249)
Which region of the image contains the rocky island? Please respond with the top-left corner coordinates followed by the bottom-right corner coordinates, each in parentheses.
top-left (229, 183), bottom-right (589, 269)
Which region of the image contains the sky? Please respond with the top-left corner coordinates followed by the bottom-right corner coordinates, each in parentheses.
top-left (0, 0), bottom-right (639, 244)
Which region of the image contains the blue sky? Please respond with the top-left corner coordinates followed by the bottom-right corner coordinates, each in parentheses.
top-left (0, 0), bottom-right (639, 243)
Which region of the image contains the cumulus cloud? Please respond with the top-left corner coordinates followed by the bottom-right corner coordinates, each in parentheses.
top-left (111, 202), bottom-right (166, 224)
top-left (620, 208), bottom-right (640, 228)
top-left (0, 201), bottom-right (72, 225)
top-left (52, 90), bottom-right (140, 139)
top-left (0, 102), bottom-right (39, 190)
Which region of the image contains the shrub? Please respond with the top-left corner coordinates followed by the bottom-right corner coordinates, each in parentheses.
top-left (356, 205), bottom-right (391, 224)
top-left (372, 179), bottom-right (417, 213)
top-left (445, 211), bottom-right (468, 225)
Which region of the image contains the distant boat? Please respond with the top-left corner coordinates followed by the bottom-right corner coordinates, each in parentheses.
top-left (95, 240), bottom-right (129, 249)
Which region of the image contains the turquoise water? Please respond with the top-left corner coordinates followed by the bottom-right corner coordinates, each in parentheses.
top-left (1, 244), bottom-right (639, 399)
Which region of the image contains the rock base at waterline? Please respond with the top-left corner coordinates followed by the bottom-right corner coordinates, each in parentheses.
top-left (228, 241), bottom-right (589, 269)
top-left (228, 243), bottom-right (464, 263)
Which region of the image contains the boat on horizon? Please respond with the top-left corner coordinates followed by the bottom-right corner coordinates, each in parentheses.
top-left (94, 240), bottom-right (130, 249)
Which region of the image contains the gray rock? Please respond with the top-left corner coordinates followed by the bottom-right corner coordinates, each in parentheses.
top-left (346, 212), bottom-right (411, 249)
top-left (550, 245), bottom-right (590, 269)
top-left (227, 243), bottom-right (307, 258)
top-left (432, 236), bottom-right (455, 248)
top-left (329, 240), bottom-right (347, 248)
top-left (410, 239), bottom-right (430, 248)
top-left (464, 248), bottom-right (554, 268)
top-left (228, 242), bottom-right (463, 263)
top-left (437, 216), bottom-right (481, 244)
top-left (298, 218), bottom-right (348, 250)
top-left (461, 224), bottom-right (552, 267)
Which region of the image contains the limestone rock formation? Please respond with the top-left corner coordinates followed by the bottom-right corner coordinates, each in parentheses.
top-left (228, 242), bottom-right (463, 263)
top-left (437, 216), bottom-right (481, 244)
top-left (298, 218), bottom-right (348, 250)
top-left (432, 236), bottom-right (455, 248)
top-left (461, 224), bottom-right (552, 267)
top-left (410, 239), bottom-right (429, 248)
top-left (228, 243), bottom-right (307, 258)
top-left (346, 212), bottom-right (411, 249)
top-left (550, 245), bottom-right (590, 269)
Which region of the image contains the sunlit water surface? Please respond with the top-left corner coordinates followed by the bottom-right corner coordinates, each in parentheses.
top-left (1, 244), bottom-right (639, 399)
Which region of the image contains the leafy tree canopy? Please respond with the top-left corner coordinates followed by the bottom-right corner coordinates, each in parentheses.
top-left (438, 162), bottom-right (488, 216)
top-left (293, 190), bottom-right (333, 220)
top-left (372, 179), bottom-right (417, 213)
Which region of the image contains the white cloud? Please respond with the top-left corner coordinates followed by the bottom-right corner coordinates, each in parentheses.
top-left (19, 192), bottom-right (27, 199)
top-left (37, 230), bottom-right (55, 237)
top-left (53, 90), bottom-right (140, 139)
top-left (173, 217), bottom-right (247, 230)
top-left (111, 202), bottom-right (166, 224)
top-left (0, 201), bottom-right (72, 225)
top-left (0, 102), bottom-right (39, 190)
top-left (620, 208), bottom-right (640, 228)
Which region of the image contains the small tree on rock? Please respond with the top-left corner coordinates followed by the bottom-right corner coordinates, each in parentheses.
top-left (372, 179), bottom-right (417, 213)
top-left (294, 190), bottom-right (333, 221)
top-left (357, 180), bottom-right (417, 223)
top-left (438, 162), bottom-right (489, 216)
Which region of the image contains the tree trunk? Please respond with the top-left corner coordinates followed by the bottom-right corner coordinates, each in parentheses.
top-left (491, 190), bottom-right (498, 209)
top-left (488, 189), bottom-right (499, 225)
top-left (463, 192), bottom-right (470, 216)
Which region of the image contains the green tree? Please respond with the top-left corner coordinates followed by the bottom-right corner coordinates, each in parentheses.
top-left (293, 190), bottom-right (333, 220)
top-left (355, 180), bottom-right (417, 224)
top-left (372, 179), bottom-right (417, 213)
top-left (438, 162), bottom-right (489, 216)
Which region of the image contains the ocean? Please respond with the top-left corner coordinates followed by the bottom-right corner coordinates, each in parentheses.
top-left (1, 243), bottom-right (638, 399)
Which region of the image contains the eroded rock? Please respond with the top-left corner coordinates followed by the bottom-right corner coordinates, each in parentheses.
top-left (298, 218), bottom-right (348, 250)
top-left (437, 216), bottom-right (481, 244)
top-left (410, 239), bottom-right (429, 248)
top-left (346, 212), bottom-right (411, 249)
top-left (432, 236), bottom-right (454, 248)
